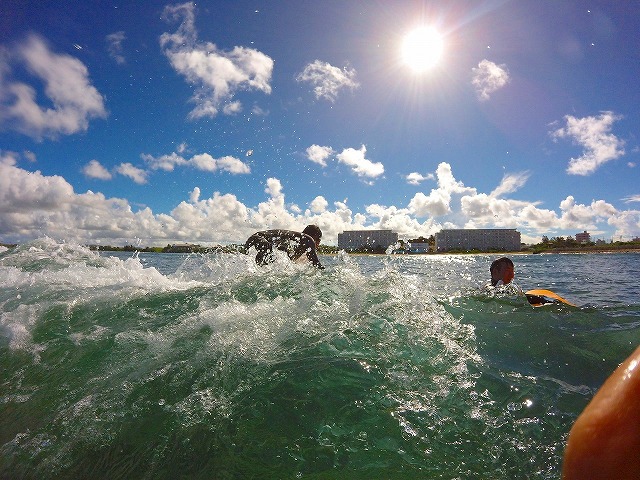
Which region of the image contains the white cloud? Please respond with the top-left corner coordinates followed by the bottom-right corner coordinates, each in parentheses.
top-left (296, 60), bottom-right (359, 102)
top-left (0, 35), bottom-right (107, 139)
top-left (0, 150), bottom-right (35, 165)
top-left (142, 151), bottom-right (250, 174)
top-left (23, 150), bottom-right (36, 162)
top-left (223, 101), bottom-right (242, 115)
top-left (306, 144), bottom-right (334, 167)
top-left (106, 31), bottom-right (126, 65)
top-left (471, 59), bottom-right (510, 101)
top-left (216, 155), bottom-right (251, 174)
top-left (309, 196), bottom-right (328, 214)
top-left (1, 161), bottom-right (639, 247)
top-left (83, 160), bottom-right (113, 180)
top-left (0, 162), bottom-right (74, 212)
top-left (410, 189), bottom-right (451, 217)
top-left (336, 145), bottom-right (384, 179)
top-left (623, 195), bottom-right (640, 204)
top-left (551, 111), bottom-right (625, 176)
top-left (607, 210), bottom-right (640, 239)
top-left (115, 163), bottom-right (148, 184)
top-left (251, 105), bottom-right (268, 116)
top-left (405, 172), bottom-right (433, 185)
top-left (409, 162), bottom-right (476, 217)
top-left (0, 151), bottom-right (18, 166)
top-left (160, 2), bottom-right (274, 119)
top-left (559, 196), bottom-right (617, 228)
top-left (490, 171), bottom-right (530, 197)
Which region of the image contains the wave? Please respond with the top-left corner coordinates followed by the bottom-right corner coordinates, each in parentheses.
top-left (1, 239), bottom-right (638, 479)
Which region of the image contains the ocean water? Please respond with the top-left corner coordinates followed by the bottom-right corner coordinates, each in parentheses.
top-left (1, 239), bottom-right (639, 479)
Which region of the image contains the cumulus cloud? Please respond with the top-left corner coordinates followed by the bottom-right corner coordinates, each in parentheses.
top-left (306, 144), bottom-right (334, 167)
top-left (0, 150), bottom-right (35, 165)
top-left (309, 196), bottom-right (328, 214)
top-left (0, 161), bottom-right (74, 213)
top-left (336, 145), bottom-right (384, 179)
top-left (559, 196), bottom-right (617, 228)
top-left (296, 60), bottom-right (359, 102)
top-left (106, 31), bottom-right (126, 64)
top-left (405, 172), bottom-right (434, 185)
top-left (409, 162), bottom-right (477, 217)
top-left (83, 159), bottom-right (113, 180)
top-left (471, 59), bottom-right (510, 101)
top-left (115, 163), bottom-right (148, 184)
top-left (142, 151), bottom-right (250, 174)
top-left (1, 161), bottom-right (639, 247)
top-left (0, 152), bottom-right (18, 166)
top-left (551, 111), bottom-right (625, 176)
top-left (160, 2), bottom-right (274, 119)
top-left (304, 144), bottom-right (384, 181)
top-left (0, 34), bottom-right (107, 139)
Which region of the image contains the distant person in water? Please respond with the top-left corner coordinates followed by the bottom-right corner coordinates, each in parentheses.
top-left (245, 225), bottom-right (324, 269)
top-left (562, 344), bottom-right (640, 480)
top-left (489, 257), bottom-right (515, 286)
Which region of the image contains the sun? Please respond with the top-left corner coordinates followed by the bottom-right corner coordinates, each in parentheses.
top-left (401, 26), bottom-right (444, 73)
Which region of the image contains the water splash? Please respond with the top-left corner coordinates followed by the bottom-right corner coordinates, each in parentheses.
top-left (1, 240), bottom-right (638, 479)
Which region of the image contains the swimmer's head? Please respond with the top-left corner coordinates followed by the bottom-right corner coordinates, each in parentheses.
top-left (490, 257), bottom-right (514, 286)
top-left (302, 224), bottom-right (322, 246)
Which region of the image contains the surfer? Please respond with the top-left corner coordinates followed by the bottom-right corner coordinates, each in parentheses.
top-left (489, 257), bottom-right (514, 286)
top-left (562, 344), bottom-right (640, 479)
top-left (245, 225), bottom-right (324, 269)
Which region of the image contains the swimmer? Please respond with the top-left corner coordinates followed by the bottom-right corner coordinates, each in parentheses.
top-left (245, 225), bottom-right (324, 269)
top-left (490, 257), bottom-right (514, 286)
top-left (562, 345), bottom-right (640, 479)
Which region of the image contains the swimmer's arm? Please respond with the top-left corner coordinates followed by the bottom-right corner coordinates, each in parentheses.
top-left (294, 235), bottom-right (323, 269)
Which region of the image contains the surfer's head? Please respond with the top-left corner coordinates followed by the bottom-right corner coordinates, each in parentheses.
top-left (302, 224), bottom-right (322, 246)
top-left (490, 257), bottom-right (514, 286)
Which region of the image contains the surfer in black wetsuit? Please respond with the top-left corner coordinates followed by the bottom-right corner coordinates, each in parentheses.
top-left (244, 225), bottom-right (324, 269)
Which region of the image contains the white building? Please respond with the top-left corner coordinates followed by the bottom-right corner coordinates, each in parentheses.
top-left (435, 229), bottom-right (521, 252)
top-left (337, 230), bottom-right (399, 250)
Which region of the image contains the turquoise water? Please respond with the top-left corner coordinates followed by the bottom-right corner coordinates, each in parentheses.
top-left (1, 239), bottom-right (639, 479)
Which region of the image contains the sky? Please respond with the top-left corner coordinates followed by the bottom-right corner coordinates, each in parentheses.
top-left (1, 0), bottom-right (639, 247)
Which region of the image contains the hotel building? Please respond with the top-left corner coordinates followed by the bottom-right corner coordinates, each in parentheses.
top-left (435, 229), bottom-right (521, 252)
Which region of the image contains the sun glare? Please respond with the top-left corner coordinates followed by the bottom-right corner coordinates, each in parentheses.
top-left (401, 26), bottom-right (444, 73)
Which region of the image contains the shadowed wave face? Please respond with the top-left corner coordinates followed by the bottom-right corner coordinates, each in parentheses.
top-left (1, 240), bottom-right (639, 479)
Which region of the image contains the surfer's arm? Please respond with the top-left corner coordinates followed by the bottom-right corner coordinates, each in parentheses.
top-left (289, 233), bottom-right (323, 269)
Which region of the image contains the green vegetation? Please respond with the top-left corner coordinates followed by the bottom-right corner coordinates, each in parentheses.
top-left (88, 244), bottom-right (246, 254)
top-left (525, 236), bottom-right (640, 254)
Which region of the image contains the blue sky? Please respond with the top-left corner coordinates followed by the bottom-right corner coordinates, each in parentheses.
top-left (1, 0), bottom-right (638, 246)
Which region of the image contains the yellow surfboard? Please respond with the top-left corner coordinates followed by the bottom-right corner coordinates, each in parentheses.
top-left (525, 289), bottom-right (576, 307)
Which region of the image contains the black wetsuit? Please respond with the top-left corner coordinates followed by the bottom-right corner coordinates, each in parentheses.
top-left (244, 230), bottom-right (323, 268)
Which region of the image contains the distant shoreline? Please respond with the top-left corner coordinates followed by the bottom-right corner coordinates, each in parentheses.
top-left (2, 243), bottom-right (639, 256)
top-left (326, 248), bottom-right (640, 256)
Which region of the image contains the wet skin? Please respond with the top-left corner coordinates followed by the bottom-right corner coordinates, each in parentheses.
top-left (562, 345), bottom-right (640, 480)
